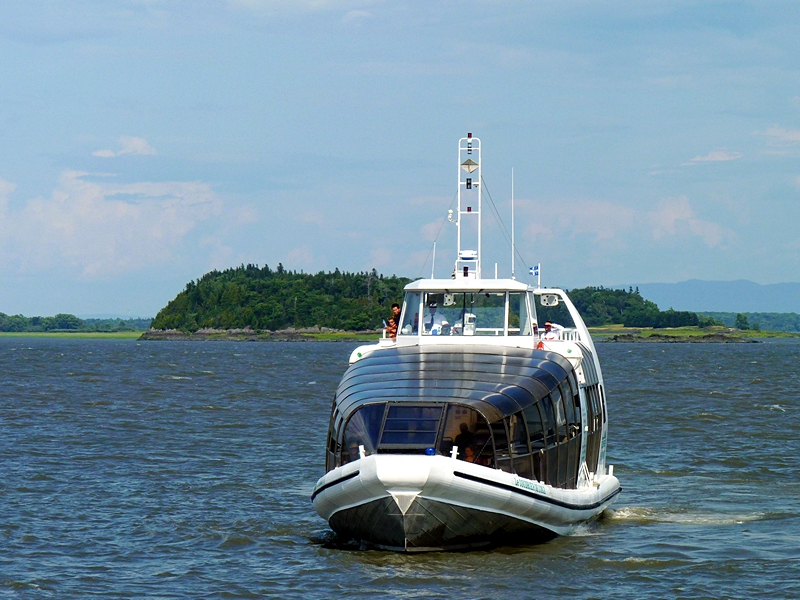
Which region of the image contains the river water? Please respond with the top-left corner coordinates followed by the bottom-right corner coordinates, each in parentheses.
top-left (1, 338), bottom-right (798, 598)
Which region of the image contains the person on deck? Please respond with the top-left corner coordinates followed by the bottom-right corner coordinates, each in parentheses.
top-left (542, 321), bottom-right (564, 340)
top-left (385, 303), bottom-right (401, 340)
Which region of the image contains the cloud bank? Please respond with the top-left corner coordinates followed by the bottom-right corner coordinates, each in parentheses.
top-left (0, 171), bottom-right (219, 278)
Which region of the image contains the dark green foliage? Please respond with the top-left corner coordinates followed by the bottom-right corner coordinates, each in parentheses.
top-left (81, 318), bottom-right (153, 331)
top-left (0, 312), bottom-right (81, 332)
top-left (697, 314), bottom-right (725, 328)
top-left (566, 286), bottom-right (699, 328)
top-left (150, 264), bottom-right (411, 332)
top-left (0, 313), bottom-right (151, 332)
top-left (735, 313), bottom-right (750, 330)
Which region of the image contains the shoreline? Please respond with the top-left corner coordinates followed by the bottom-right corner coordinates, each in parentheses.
top-left (0, 331), bottom-right (143, 340)
top-left (137, 327), bottom-right (381, 342)
top-left (599, 332), bottom-right (758, 343)
top-left (3, 326), bottom-right (798, 342)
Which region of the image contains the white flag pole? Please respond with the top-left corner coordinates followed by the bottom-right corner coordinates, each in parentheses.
top-left (511, 168), bottom-right (515, 280)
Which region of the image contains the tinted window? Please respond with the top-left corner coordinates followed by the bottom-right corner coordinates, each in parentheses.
top-left (379, 405), bottom-right (443, 447)
top-left (551, 386), bottom-right (567, 443)
top-left (523, 404), bottom-right (546, 450)
top-left (491, 420), bottom-right (511, 472)
top-left (508, 292), bottom-right (532, 336)
top-left (509, 412), bottom-right (529, 455)
top-left (475, 293), bottom-right (506, 336)
top-left (439, 404), bottom-right (489, 462)
top-left (539, 395), bottom-right (557, 446)
top-left (342, 403), bottom-right (386, 464)
top-left (398, 292), bottom-right (421, 335)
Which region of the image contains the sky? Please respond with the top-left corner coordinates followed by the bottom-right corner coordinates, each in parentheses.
top-left (1, 1), bottom-right (799, 317)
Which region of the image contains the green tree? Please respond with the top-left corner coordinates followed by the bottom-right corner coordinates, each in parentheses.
top-left (735, 313), bottom-right (750, 330)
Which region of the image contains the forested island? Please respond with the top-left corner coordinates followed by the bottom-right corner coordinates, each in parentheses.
top-left (148, 263), bottom-right (726, 333)
top-left (151, 264), bottom-right (410, 332)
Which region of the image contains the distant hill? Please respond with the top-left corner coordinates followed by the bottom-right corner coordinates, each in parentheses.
top-left (625, 280), bottom-right (800, 313)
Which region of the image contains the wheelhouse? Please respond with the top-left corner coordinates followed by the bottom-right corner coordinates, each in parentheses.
top-left (397, 281), bottom-right (536, 338)
top-left (326, 345), bottom-right (606, 490)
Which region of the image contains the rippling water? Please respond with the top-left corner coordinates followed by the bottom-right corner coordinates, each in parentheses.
top-left (2, 338), bottom-right (798, 598)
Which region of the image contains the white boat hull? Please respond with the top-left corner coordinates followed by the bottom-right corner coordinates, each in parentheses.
top-left (312, 454), bottom-right (621, 552)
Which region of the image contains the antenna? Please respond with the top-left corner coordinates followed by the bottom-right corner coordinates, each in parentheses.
top-left (511, 168), bottom-right (515, 280)
top-left (431, 242), bottom-right (436, 278)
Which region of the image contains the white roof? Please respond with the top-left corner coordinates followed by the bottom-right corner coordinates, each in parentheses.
top-left (404, 277), bottom-right (532, 292)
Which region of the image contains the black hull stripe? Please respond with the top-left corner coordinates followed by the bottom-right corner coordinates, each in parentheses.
top-left (311, 470), bottom-right (359, 501)
top-left (454, 471), bottom-right (621, 511)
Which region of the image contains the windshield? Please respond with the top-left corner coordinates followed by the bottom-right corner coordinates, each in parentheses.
top-left (398, 290), bottom-right (532, 336)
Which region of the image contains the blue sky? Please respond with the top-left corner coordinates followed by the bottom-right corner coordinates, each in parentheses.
top-left (1, 1), bottom-right (799, 317)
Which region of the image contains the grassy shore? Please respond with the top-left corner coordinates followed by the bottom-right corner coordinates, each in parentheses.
top-left (0, 331), bottom-right (144, 339)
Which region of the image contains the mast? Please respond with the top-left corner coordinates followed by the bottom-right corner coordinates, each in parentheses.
top-left (454, 133), bottom-right (481, 279)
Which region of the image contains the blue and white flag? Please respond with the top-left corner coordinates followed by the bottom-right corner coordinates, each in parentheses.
top-left (530, 264), bottom-right (539, 277)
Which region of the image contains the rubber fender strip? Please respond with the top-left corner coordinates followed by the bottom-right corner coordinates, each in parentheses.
top-left (454, 471), bottom-right (621, 510)
top-left (311, 470), bottom-right (360, 501)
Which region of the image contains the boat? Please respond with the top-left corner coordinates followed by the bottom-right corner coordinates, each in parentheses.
top-left (311, 134), bottom-right (621, 551)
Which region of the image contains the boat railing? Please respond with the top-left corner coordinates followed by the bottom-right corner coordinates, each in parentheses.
top-left (539, 328), bottom-right (581, 342)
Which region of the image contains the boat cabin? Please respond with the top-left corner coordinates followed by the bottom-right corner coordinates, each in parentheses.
top-left (326, 345), bottom-right (607, 490)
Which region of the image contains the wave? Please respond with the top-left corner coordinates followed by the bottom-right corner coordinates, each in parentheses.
top-left (604, 506), bottom-right (768, 526)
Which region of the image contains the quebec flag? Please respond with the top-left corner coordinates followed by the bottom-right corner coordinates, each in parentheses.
top-left (530, 264), bottom-right (539, 277)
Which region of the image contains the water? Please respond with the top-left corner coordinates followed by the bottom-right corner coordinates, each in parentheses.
top-left (1, 338), bottom-right (798, 598)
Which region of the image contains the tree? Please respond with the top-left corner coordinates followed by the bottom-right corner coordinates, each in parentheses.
top-left (735, 313), bottom-right (750, 330)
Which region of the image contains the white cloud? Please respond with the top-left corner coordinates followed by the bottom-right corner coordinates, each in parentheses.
top-left (342, 10), bottom-right (372, 24)
top-left (649, 196), bottom-right (732, 248)
top-left (681, 149), bottom-right (743, 166)
top-left (93, 136), bottom-right (157, 158)
top-left (760, 126), bottom-right (800, 144)
top-left (200, 236), bottom-right (238, 271)
top-left (521, 199), bottom-right (635, 245)
top-left (0, 178), bottom-right (16, 212)
top-left (0, 170), bottom-right (220, 278)
top-left (287, 245), bottom-right (314, 267)
top-left (421, 217), bottom-right (448, 242)
top-left (369, 246), bottom-right (391, 268)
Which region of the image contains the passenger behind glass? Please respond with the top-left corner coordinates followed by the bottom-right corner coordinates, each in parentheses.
top-left (454, 423), bottom-right (474, 459)
top-left (423, 302), bottom-right (449, 335)
top-left (465, 445), bottom-right (489, 466)
top-left (345, 442), bottom-right (360, 464)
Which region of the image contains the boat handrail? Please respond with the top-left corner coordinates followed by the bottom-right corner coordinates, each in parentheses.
top-left (539, 328), bottom-right (581, 342)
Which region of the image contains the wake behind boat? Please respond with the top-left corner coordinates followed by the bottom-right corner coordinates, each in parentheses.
top-left (312, 135), bottom-right (621, 551)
